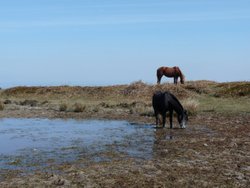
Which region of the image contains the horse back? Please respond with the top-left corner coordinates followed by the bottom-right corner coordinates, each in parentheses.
top-left (152, 91), bottom-right (171, 113)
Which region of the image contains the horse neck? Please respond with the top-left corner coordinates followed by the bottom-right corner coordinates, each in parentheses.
top-left (172, 102), bottom-right (184, 115)
top-left (179, 73), bottom-right (184, 82)
top-left (169, 95), bottom-right (184, 115)
top-left (177, 68), bottom-right (184, 82)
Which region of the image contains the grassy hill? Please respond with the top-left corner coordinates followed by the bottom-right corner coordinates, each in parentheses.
top-left (0, 81), bottom-right (249, 120)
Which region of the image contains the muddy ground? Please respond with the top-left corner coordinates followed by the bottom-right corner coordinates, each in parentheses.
top-left (0, 82), bottom-right (249, 187)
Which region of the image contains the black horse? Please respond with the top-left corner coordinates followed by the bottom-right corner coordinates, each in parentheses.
top-left (152, 91), bottom-right (188, 128)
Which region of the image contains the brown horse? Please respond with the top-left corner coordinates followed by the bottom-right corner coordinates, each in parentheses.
top-left (157, 66), bottom-right (185, 84)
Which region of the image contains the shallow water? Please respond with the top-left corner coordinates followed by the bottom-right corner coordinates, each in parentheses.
top-left (0, 118), bottom-right (215, 172)
top-left (0, 118), bottom-right (157, 170)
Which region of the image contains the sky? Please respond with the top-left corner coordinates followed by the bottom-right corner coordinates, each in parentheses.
top-left (0, 0), bottom-right (250, 88)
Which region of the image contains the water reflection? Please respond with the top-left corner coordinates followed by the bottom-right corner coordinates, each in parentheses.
top-left (152, 128), bottom-right (174, 157)
top-left (154, 128), bottom-right (174, 142)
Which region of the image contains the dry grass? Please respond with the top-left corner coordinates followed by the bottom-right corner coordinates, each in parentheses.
top-left (0, 81), bottom-right (249, 117)
top-left (128, 102), bottom-right (154, 116)
top-left (2, 81), bottom-right (249, 100)
top-left (59, 103), bottom-right (68, 112)
top-left (182, 98), bottom-right (199, 115)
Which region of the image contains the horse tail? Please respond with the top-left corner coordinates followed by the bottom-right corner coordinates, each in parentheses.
top-left (176, 67), bottom-right (185, 84)
top-left (156, 67), bottom-right (163, 84)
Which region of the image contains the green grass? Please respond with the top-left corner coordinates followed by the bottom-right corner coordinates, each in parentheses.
top-left (198, 96), bottom-right (250, 114)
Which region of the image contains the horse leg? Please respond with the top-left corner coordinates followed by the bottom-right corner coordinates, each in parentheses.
top-left (169, 109), bottom-right (173, 129)
top-left (174, 77), bottom-right (177, 85)
top-left (154, 111), bottom-right (159, 125)
top-left (157, 75), bottom-right (162, 84)
top-left (162, 113), bottom-right (166, 128)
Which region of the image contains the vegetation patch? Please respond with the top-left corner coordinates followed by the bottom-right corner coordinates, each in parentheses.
top-left (182, 98), bottom-right (199, 115)
top-left (59, 103), bottom-right (68, 112)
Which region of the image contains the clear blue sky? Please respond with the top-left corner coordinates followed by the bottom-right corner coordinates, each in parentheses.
top-left (0, 0), bottom-right (249, 88)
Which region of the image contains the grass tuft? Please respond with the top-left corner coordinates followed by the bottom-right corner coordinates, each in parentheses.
top-left (182, 98), bottom-right (199, 115)
top-left (59, 103), bottom-right (68, 112)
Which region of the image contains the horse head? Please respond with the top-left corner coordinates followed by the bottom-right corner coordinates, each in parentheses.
top-left (179, 71), bottom-right (185, 84)
top-left (180, 77), bottom-right (185, 84)
top-left (177, 110), bottom-right (188, 128)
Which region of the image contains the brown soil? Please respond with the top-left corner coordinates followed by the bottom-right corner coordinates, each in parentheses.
top-left (0, 81), bottom-right (249, 187)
